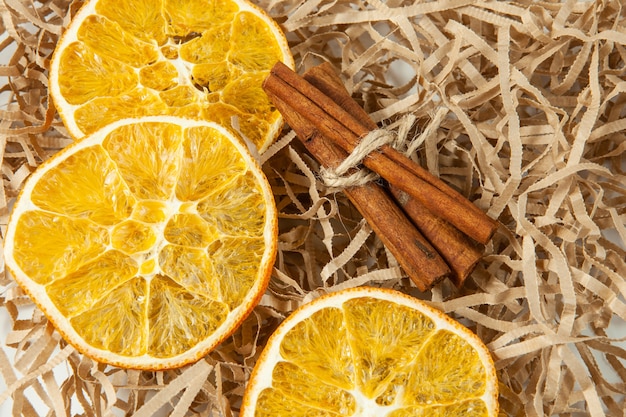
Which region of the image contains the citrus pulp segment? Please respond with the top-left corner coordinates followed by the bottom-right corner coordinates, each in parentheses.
top-left (3, 116), bottom-right (277, 370)
top-left (49, 0), bottom-right (294, 153)
top-left (241, 287), bottom-right (499, 417)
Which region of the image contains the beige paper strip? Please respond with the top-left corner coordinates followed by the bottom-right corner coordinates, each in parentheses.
top-left (133, 360), bottom-right (214, 417)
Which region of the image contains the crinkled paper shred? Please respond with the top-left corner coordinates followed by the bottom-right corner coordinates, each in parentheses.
top-left (1, 0), bottom-right (626, 416)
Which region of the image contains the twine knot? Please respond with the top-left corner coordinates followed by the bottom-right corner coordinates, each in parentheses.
top-left (319, 115), bottom-right (416, 189)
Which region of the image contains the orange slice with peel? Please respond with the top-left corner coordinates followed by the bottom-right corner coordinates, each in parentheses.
top-left (3, 116), bottom-right (277, 370)
top-left (49, 0), bottom-right (294, 153)
top-left (241, 287), bottom-right (499, 416)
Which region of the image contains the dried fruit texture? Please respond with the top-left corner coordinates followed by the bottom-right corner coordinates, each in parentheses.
top-left (49, 0), bottom-right (294, 153)
top-left (3, 116), bottom-right (278, 370)
top-left (241, 287), bottom-right (499, 417)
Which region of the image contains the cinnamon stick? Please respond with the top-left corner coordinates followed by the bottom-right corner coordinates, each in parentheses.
top-left (389, 187), bottom-right (483, 287)
top-left (303, 63), bottom-right (492, 224)
top-left (304, 63), bottom-right (483, 286)
top-left (266, 89), bottom-right (450, 291)
top-left (265, 62), bottom-right (498, 245)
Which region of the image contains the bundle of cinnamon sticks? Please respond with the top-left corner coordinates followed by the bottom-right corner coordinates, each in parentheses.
top-left (263, 62), bottom-right (499, 291)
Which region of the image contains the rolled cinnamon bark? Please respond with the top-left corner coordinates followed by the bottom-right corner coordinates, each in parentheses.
top-left (265, 85), bottom-right (450, 291)
top-left (303, 63), bottom-right (485, 286)
top-left (265, 62), bottom-right (499, 245)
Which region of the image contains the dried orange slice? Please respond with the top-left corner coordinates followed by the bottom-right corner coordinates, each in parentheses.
top-left (241, 287), bottom-right (499, 416)
top-left (49, 0), bottom-right (294, 153)
top-left (3, 116), bottom-right (277, 370)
